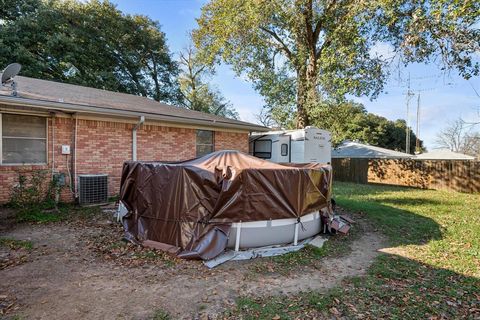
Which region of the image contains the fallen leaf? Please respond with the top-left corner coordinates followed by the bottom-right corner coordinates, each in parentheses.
top-left (330, 307), bottom-right (340, 315)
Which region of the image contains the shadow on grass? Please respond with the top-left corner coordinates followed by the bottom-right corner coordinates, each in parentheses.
top-left (377, 196), bottom-right (453, 207)
top-left (222, 182), bottom-right (478, 319)
top-left (228, 189), bottom-right (475, 318)
top-left (340, 199), bottom-right (442, 246)
top-left (333, 183), bottom-right (443, 246)
top-left (249, 182), bottom-right (444, 275)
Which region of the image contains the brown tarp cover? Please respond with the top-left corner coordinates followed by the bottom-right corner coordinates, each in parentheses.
top-left (119, 150), bottom-right (332, 260)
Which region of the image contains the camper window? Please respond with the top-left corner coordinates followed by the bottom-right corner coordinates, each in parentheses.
top-left (281, 144), bottom-right (288, 156)
top-left (253, 140), bottom-right (272, 159)
top-left (196, 130), bottom-right (214, 157)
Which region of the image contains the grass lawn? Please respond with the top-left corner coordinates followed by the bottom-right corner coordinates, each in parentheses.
top-left (0, 238), bottom-right (33, 250)
top-left (12, 203), bottom-right (103, 223)
top-left (227, 182), bottom-right (480, 319)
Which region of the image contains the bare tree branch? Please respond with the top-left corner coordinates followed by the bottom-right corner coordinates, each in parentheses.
top-left (435, 118), bottom-right (480, 157)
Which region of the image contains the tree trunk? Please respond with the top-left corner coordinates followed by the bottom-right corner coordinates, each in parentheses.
top-left (296, 58), bottom-right (318, 129)
top-left (296, 69), bottom-right (309, 129)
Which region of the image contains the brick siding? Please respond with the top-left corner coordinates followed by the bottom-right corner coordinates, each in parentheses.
top-left (0, 115), bottom-right (249, 204)
top-left (214, 131), bottom-right (249, 153)
top-left (137, 125), bottom-right (196, 161)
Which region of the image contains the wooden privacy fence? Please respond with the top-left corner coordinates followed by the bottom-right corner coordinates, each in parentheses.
top-left (332, 158), bottom-right (480, 193)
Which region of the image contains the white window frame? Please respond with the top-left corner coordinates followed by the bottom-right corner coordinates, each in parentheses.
top-left (0, 113), bottom-right (49, 166)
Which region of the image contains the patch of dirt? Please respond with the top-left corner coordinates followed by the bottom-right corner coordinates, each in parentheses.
top-left (0, 246), bottom-right (31, 271)
top-left (0, 207), bottom-right (17, 233)
top-left (239, 232), bottom-right (383, 296)
top-left (0, 209), bottom-right (386, 319)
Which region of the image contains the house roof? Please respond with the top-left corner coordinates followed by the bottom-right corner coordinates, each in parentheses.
top-left (0, 76), bottom-right (268, 132)
top-left (332, 140), bottom-right (412, 159)
top-left (413, 149), bottom-right (476, 160)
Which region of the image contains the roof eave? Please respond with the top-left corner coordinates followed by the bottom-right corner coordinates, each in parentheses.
top-left (0, 95), bottom-right (269, 132)
top-left (332, 155), bottom-right (412, 159)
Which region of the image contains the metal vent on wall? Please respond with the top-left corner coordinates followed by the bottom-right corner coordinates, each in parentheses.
top-left (78, 174), bottom-right (108, 205)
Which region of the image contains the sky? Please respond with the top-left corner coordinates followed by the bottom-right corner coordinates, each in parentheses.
top-left (113, 0), bottom-right (480, 150)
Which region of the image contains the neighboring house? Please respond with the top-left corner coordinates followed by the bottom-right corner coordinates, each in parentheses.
top-left (413, 149), bottom-right (476, 161)
top-left (0, 76), bottom-right (267, 204)
top-left (332, 140), bottom-right (411, 159)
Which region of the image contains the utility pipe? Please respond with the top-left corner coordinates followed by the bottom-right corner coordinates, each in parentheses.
top-left (132, 116), bottom-right (145, 161)
top-left (51, 112), bottom-right (55, 177)
top-left (74, 115), bottom-right (78, 198)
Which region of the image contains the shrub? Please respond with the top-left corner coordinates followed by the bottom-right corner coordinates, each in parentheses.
top-left (9, 170), bottom-right (63, 222)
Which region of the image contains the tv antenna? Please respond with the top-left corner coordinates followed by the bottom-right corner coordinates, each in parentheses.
top-left (1, 63), bottom-right (22, 96)
top-left (404, 74), bottom-right (415, 154)
top-left (415, 93), bottom-right (421, 154)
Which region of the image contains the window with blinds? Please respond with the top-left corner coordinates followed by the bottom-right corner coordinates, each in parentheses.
top-left (1, 114), bottom-right (47, 164)
top-left (196, 130), bottom-right (214, 157)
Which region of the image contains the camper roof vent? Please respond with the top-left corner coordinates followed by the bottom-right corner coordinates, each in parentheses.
top-left (78, 174), bottom-right (108, 206)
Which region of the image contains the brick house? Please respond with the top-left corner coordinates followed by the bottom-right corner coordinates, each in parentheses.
top-left (0, 76), bottom-right (267, 204)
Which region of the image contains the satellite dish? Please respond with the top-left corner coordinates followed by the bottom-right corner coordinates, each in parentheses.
top-left (1, 63), bottom-right (22, 85)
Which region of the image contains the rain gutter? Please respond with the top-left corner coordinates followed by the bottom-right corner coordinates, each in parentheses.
top-left (132, 116), bottom-right (145, 161)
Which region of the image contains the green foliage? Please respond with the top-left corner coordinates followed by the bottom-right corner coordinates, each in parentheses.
top-left (15, 206), bottom-right (63, 223)
top-left (267, 99), bottom-right (424, 153)
top-left (309, 101), bottom-right (424, 153)
top-left (371, 0), bottom-right (480, 79)
top-left (194, 0), bottom-right (480, 126)
top-left (0, 0), bottom-right (181, 104)
top-left (151, 309), bottom-right (171, 320)
top-left (178, 46), bottom-right (239, 119)
top-left (10, 171), bottom-right (54, 210)
top-left (9, 170), bottom-right (64, 222)
top-left (0, 237), bottom-right (33, 250)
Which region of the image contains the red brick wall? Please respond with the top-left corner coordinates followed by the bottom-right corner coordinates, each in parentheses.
top-left (0, 165), bottom-right (52, 203)
top-left (0, 117), bottom-right (75, 203)
top-left (0, 116), bottom-right (55, 203)
top-left (75, 119), bottom-right (133, 199)
top-left (214, 131), bottom-right (249, 153)
top-left (137, 125), bottom-right (196, 161)
top-left (0, 115), bottom-right (249, 204)
top-left (52, 117), bottom-right (75, 201)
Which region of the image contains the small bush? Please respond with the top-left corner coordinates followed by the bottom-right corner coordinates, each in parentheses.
top-left (151, 309), bottom-right (171, 320)
top-left (9, 170), bottom-right (63, 222)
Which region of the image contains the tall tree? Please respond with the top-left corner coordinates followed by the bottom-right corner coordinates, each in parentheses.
top-left (310, 101), bottom-right (423, 152)
top-left (178, 46), bottom-right (239, 119)
top-left (0, 0), bottom-right (181, 104)
top-left (194, 0), bottom-right (480, 128)
top-left (435, 119), bottom-right (480, 157)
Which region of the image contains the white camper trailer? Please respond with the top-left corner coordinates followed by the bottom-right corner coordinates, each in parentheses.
top-left (249, 127), bottom-right (332, 164)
